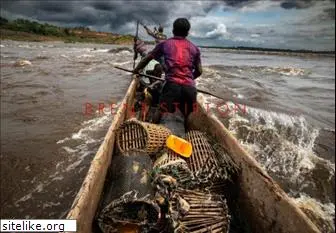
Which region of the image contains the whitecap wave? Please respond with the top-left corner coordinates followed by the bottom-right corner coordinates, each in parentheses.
top-left (111, 60), bottom-right (133, 66)
top-left (57, 101), bottom-right (122, 172)
top-left (18, 44), bottom-right (32, 49)
top-left (14, 60), bottom-right (32, 67)
top-left (199, 95), bottom-right (335, 232)
top-left (92, 49), bottom-right (110, 53)
top-left (294, 194), bottom-right (335, 232)
top-left (60, 54), bottom-right (72, 61)
top-left (84, 67), bottom-right (93, 72)
top-left (77, 54), bottom-right (94, 59)
top-left (229, 108), bottom-right (322, 179)
top-left (43, 202), bottom-right (61, 209)
top-left (116, 50), bottom-right (132, 56)
top-left (56, 137), bottom-right (70, 144)
top-left (15, 182), bottom-right (45, 206)
top-left (266, 67), bottom-right (306, 76)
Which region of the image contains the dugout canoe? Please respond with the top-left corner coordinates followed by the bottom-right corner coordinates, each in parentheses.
top-left (66, 76), bottom-right (320, 233)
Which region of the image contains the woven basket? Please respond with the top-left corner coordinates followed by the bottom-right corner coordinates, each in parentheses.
top-left (153, 149), bottom-right (194, 187)
top-left (154, 149), bottom-right (186, 168)
top-left (186, 131), bottom-right (239, 192)
top-left (185, 130), bottom-right (219, 175)
top-left (172, 189), bottom-right (230, 233)
top-left (117, 119), bottom-right (171, 155)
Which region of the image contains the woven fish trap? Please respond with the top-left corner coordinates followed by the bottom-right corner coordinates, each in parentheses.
top-left (172, 188), bottom-right (230, 233)
top-left (117, 119), bottom-right (171, 155)
top-left (185, 131), bottom-right (220, 179)
top-left (154, 149), bottom-right (186, 168)
top-left (98, 191), bottom-right (161, 233)
top-left (153, 149), bottom-right (194, 186)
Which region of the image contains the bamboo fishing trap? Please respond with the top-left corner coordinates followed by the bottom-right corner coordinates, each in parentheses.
top-left (116, 119), bottom-right (171, 155)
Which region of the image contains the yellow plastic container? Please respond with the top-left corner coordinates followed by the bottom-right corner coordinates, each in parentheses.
top-left (166, 135), bottom-right (192, 158)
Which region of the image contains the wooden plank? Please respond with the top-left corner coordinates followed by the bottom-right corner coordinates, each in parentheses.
top-left (187, 96), bottom-right (321, 233)
top-left (66, 78), bottom-right (138, 233)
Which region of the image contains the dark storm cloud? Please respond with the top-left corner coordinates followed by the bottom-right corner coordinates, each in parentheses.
top-left (1, 1), bottom-right (171, 29)
top-left (91, 1), bottom-right (117, 11)
top-left (221, 0), bottom-right (334, 10)
top-left (222, 0), bottom-right (257, 7)
top-left (280, 0), bottom-right (334, 9)
top-left (38, 2), bottom-right (75, 14)
top-left (1, 0), bottom-right (223, 33)
top-left (280, 0), bottom-right (315, 9)
top-left (2, 1), bottom-right (74, 15)
top-left (321, 8), bottom-right (335, 20)
top-left (2, 0), bottom-right (333, 30)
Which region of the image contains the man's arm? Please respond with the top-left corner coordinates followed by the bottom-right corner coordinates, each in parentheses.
top-left (194, 61), bottom-right (202, 79)
top-left (134, 42), bottom-right (163, 73)
top-left (144, 25), bottom-right (156, 38)
top-left (133, 54), bottom-right (152, 73)
top-left (148, 80), bottom-right (162, 90)
top-left (193, 49), bottom-right (202, 79)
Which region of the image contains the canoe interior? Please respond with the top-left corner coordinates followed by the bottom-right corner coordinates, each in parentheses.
top-left (67, 76), bottom-right (320, 233)
top-left (94, 83), bottom-right (250, 233)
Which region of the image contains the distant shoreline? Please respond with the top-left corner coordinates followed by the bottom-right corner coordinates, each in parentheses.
top-left (199, 45), bottom-right (335, 56)
top-left (0, 17), bottom-right (135, 45)
top-left (0, 29), bottom-right (134, 45)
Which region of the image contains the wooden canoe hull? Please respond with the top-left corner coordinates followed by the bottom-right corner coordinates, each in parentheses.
top-left (187, 96), bottom-right (320, 233)
top-left (66, 77), bottom-right (320, 233)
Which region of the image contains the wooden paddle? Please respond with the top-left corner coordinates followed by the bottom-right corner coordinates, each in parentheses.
top-left (114, 66), bottom-right (300, 116)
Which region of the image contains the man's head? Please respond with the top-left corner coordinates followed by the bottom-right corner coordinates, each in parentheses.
top-left (152, 64), bottom-right (163, 77)
top-left (147, 64), bottom-right (163, 77)
top-left (173, 18), bottom-right (190, 37)
top-left (158, 25), bottom-right (163, 33)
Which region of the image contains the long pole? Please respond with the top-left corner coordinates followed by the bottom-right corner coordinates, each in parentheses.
top-left (115, 66), bottom-right (229, 99)
top-left (115, 66), bottom-right (164, 81)
top-left (113, 66), bottom-right (299, 115)
top-left (133, 21), bottom-right (139, 69)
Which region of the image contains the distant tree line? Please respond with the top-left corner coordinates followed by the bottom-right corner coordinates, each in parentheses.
top-left (0, 17), bottom-right (91, 37)
top-left (0, 17), bottom-right (135, 44)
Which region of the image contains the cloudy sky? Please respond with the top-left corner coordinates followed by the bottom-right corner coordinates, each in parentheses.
top-left (1, 0), bottom-right (335, 50)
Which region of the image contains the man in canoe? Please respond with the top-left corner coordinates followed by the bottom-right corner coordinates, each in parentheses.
top-left (142, 24), bottom-right (167, 44)
top-left (134, 18), bottom-right (202, 120)
top-left (133, 37), bottom-right (163, 93)
top-left (141, 23), bottom-right (167, 67)
top-left (145, 64), bottom-right (164, 106)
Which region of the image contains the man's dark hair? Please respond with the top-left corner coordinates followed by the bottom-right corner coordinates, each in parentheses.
top-left (146, 64), bottom-right (163, 78)
top-left (153, 64), bottom-right (163, 74)
top-left (173, 18), bottom-right (190, 37)
top-left (158, 26), bottom-right (163, 33)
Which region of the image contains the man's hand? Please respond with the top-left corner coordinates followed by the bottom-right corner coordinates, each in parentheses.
top-left (133, 68), bottom-right (142, 75)
top-left (148, 80), bottom-right (162, 90)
